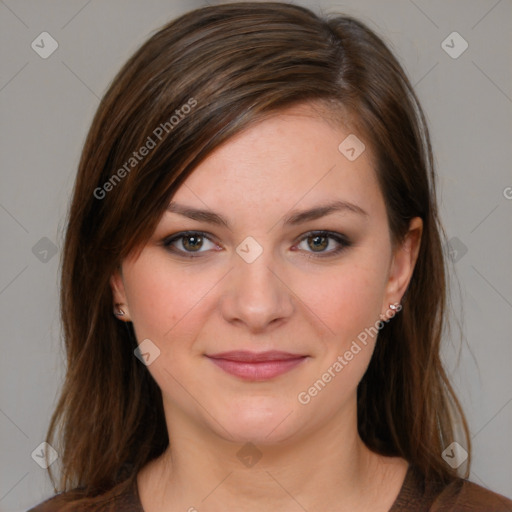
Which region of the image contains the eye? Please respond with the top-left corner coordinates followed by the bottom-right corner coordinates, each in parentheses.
top-left (162, 231), bottom-right (220, 256)
top-left (295, 231), bottom-right (351, 257)
top-left (161, 230), bottom-right (351, 259)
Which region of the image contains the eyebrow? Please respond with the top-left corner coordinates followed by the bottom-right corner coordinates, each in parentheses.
top-left (283, 200), bottom-right (368, 225)
top-left (166, 200), bottom-right (368, 229)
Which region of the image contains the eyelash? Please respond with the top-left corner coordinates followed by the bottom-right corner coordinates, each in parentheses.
top-left (161, 230), bottom-right (352, 259)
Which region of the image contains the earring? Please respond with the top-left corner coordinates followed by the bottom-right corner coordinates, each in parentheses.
top-left (389, 303), bottom-right (401, 311)
top-left (114, 304), bottom-right (125, 317)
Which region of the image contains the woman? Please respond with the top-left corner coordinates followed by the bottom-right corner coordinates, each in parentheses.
top-left (29, 2), bottom-right (512, 511)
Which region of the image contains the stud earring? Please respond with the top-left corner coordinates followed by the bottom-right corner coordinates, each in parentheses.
top-left (114, 304), bottom-right (125, 317)
top-left (389, 303), bottom-right (401, 311)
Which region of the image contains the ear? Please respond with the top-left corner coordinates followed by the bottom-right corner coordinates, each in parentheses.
top-left (110, 267), bottom-right (130, 320)
top-left (381, 217), bottom-right (423, 313)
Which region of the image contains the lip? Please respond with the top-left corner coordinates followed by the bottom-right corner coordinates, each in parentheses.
top-left (206, 351), bottom-right (308, 381)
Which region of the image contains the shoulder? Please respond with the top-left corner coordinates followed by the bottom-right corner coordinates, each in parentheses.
top-left (27, 491), bottom-right (86, 512)
top-left (391, 465), bottom-right (512, 512)
top-left (431, 478), bottom-right (512, 512)
top-left (27, 478), bottom-right (142, 512)
top-left (27, 493), bottom-right (68, 512)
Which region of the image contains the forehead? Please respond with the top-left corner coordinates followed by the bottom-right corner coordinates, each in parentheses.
top-left (170, 104), bottom-right (383, 220)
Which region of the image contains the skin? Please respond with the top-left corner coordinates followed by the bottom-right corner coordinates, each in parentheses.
top-left (111, 103), bottom-right (422, 512)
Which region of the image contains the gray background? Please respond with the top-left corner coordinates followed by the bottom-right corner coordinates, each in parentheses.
top-left (0, 0), bottom-right (511, 510)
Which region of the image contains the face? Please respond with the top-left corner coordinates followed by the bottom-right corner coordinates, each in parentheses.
top-left (111, 103), bottom-right (422, 446)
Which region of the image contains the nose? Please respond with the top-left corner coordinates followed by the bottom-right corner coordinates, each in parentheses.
top-left (219, 249), bottom-right (294, 333)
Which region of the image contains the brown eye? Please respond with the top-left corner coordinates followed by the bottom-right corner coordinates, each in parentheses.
top-left (295, 231), bottom-right (351, 258)
top-left (163, 231), bottom-right (219, 257)
top-left (182, 234), bottom-right (204, 252)
top-left (307, 235), bottom-right (329, 252)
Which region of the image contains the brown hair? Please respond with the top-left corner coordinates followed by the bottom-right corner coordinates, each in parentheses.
top-left (46, 1), bottom-right (469, 505)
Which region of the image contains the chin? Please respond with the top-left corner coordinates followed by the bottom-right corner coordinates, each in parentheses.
top-left (211, 396), bottom-right (303, 445)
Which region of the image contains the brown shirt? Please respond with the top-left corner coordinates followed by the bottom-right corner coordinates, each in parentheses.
top-left (28, 465), bottom-right (512, 512)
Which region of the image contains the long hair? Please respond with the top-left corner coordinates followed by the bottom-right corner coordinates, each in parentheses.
top-left (46, 2), bottom-right (470, 505)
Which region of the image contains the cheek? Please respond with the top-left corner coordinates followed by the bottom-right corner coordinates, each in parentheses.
top-left (122, 255), bottom-right (211, 341)
top-left (293, 260), bottom-right (390, 411)
top-left (298, 259), bottom-right (389, 346)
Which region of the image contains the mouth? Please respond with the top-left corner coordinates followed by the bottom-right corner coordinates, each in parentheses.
top-left (205, 350), bottom-right (308, 381)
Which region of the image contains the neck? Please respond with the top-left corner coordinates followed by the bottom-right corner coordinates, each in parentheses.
top-left (137, 396), bottom-right (406, 512)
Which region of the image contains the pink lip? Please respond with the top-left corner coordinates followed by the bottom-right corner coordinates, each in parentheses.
top-left (206, 351), bottom-right (307, 381)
